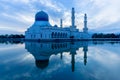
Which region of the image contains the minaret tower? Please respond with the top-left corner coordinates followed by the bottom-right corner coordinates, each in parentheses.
top-left (71, 7), bottom-right (75, 31)
top-left (83, 13), bottom-right (88, 33)
top-left (70, 8), bottom-right (75, 38)
top-left (60, 19), bottom-right (62, 28)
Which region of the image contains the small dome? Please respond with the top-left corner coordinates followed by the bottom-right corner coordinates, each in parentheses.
top-left (35, 11), bottom-right (49, 21)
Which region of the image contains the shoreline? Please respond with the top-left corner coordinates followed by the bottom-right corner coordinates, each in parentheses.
top-left (0, 38), bottom-right (120, 42)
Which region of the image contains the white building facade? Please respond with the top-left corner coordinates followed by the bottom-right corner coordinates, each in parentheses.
top-left (25, 8), bottom-right (91, 41)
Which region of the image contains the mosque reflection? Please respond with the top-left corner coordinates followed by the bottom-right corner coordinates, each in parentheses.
top-left (25, 41), bottom-right (89, 72)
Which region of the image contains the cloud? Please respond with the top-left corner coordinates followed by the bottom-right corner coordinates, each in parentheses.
top-left (39, 0), bottom-right (62, 12)
top-left (74, 0), bottom-right (120, 30)
top-left (0, 0), bottom-right (120, 34)
top-left (89, 0), bottom-right (120, 29)
top-left (0, 0), bottom-right (67, 34)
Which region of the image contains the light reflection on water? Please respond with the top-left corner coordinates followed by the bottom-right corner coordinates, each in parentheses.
top-left (0, 41), bottom-right (120, 80)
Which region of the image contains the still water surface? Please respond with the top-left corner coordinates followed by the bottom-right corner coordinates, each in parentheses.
top-left (0, 41), bottom-right (120, 80)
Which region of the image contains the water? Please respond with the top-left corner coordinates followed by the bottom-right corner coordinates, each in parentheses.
top-left (0, 41), bottom-right (120, 80)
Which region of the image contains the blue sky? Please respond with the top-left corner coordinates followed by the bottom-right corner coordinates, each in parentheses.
top-left (0, 0), bottom-right (120, 34)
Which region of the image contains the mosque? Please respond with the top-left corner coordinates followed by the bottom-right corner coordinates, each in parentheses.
top-left (25, 8), bottom-right (91, 41)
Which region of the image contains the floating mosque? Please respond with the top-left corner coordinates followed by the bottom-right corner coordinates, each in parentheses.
top-left (25, 8), bottom-right (91, 41)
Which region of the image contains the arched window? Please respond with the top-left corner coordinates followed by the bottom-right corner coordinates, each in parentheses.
top-left (41, 34), bottom-right (42, 38)
top-left (63, 33), bottom-right (64, 38)
top-left (56, 33), bottom-right (58, 38)
top-left (65, 33), bottom-right (67, 38)
top-left (60, 33), bottom-right (62, 38)
top-left (58, 33), bottom-right (60, 38)
top-left (61, 33), bottom-right (63, 38)
top-left (55, 32), bottom-right (57, 38)
top-left (51, 32), bottom-right (54, 38)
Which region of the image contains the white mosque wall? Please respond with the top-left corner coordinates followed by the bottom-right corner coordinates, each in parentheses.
top-left (25, 29), bottom-right (90, 40)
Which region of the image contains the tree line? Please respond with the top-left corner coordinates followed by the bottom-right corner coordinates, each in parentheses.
top-left (0, 34), bottom-right (25, 38)
top-left (0, 33), bottom-right (120, 39)
top-left (92, 33), bottom-right (120, 38)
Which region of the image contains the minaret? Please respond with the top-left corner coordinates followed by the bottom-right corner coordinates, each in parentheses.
top-left (83, 13), bottom-right (88, 33)
top-left (60, 19), bottom-right (62, 28)
top-left (71, 7), bottom-right (75, 31)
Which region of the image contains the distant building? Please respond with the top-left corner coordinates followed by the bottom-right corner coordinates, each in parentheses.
top-left (25, 8), bottom-right (91, 41)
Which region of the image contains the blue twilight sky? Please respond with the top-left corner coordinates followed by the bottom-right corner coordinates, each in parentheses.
top-left (0, 0), bottom-right (120, 34)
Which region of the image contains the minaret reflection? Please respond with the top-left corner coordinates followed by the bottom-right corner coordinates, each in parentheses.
top-left (25, 41), bottom-right (89, 71)
top-left (60, 52), bottom-right (63, 59)
top-left (70, 50), bottom-right (76, 72)
top-left (83, 43), bottom-right (88, 66)
top-left (70, 42), bottom-right (77, 72)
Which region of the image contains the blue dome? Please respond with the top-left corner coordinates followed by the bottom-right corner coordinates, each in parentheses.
top-left (35, 11), bottom-right (49, 21)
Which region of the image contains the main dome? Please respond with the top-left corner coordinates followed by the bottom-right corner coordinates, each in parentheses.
top-left (35, 11), bottom-right (49, 21)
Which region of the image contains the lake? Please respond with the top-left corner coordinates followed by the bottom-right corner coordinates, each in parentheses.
top-left (0, 41), bottom-right (120, 80)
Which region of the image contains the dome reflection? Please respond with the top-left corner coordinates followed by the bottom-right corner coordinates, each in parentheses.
top-left (35, 59), bottom-right (49, 69)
